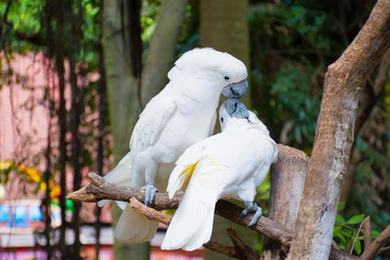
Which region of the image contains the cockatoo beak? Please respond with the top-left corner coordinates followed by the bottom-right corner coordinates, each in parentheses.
top-left (222, 79), bottom-right (248, 98)
top-left (225, 98), bottom-right (249, 119)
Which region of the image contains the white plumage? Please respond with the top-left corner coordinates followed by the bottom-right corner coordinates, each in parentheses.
top-left (99, 48), bottom-right (248, 243)
top-left (161, 102), bottom-right (278, 251)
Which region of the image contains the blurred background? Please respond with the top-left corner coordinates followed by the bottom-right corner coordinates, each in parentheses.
top-left (0, 0), bottom-right (389, 259)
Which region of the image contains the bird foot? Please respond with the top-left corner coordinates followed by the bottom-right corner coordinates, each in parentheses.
top-left (142, 184), bottom-right (158, 207)
top-left (241, 202), bottom-right (262, 227)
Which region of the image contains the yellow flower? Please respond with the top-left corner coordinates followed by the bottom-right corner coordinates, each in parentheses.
top-left (18, 164), bottom-right (41, 183)
top-left (0, 160), bottom-right (13, 171)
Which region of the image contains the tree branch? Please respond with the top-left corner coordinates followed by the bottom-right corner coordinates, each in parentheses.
top-left (128, 197), bottom-right (241, 259)
top-left (226, 228), bottom-right (259, 260)
top-left (67, 172), bottom-right (292, 246)
top-left (67, 170), bottom-right (354, 259)
top-left (363, 217), bottom-right (372, 252)
top-left (361, 225), bottom-right (390, 260)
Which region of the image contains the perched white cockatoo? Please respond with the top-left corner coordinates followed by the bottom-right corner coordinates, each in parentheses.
top-left (99, 48), bottom-right (249, 243)
top-left (161, 100), bottom-right (278, 251)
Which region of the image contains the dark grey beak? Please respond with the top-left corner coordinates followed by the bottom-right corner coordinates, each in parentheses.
top-left (222, 79), bottom-right (248, 98)
top-left (225, 98), bottom-right (249, 119)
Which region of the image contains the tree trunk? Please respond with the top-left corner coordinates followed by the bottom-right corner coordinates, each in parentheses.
top-left (69, 58), bottom-right (82, 259)
top-left (200, 1), bottom-right (251, 259)
top-left (262, 145), bottom-right (309, 260)
top-left (200, 0), bottom-right (249, 67)
top-left (140, 0), bottom-right (188, 106)
top-left (102, 0), bottom-right (148, 259)
top-left (340, 47), bottom-right (390, 204)
top-left (102, 0), bottom-right (187, 258)
top-left (287, 1), bottom-right (390, 259)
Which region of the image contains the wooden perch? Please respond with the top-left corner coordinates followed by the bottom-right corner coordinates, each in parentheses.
top-left (128, 197), bottom-right (241, 259)
top-left (67, 170), bottom-right (354, 259)
top-left (67, 172), bottom-right (292, 246)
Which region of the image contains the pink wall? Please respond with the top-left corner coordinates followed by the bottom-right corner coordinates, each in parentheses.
top-left (0, 53), bottom-right (111, 223)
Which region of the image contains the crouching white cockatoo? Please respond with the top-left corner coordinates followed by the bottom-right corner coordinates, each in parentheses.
top-left (99, 48), bottom-right (249, 243)
top-left (161, 100), bottom-right (278, 251)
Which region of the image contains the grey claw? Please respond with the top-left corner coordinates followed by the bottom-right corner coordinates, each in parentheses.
top-left (241, 202), bottom-right (262, 227)
top-left (248, 206), bottom-right (262, 227)
top-left (143, 184), bottom-right (158, 207)
top-left (241, 208), bottom-right (249, 218)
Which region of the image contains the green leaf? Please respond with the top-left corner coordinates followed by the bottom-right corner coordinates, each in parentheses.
top-left (372, 230), bottom-right (380, 239)
top-left (337, 201), bottom-right (345, 211)
top-left (336, 214), bottom-right (346, 225)
top-left (347, 214), bottom-right (365, 225)
top-left (340, 228), bottom-right (353, 239)
top-left (354, 239), bottom-right (362, 255)
top-left (333, 225), bottom-right (342, 235)
top-left (333, 233), bottom-right (346, 245)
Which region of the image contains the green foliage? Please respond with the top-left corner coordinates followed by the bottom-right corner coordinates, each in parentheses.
top-left (249, 1), bottom-right (388, 254)
top-left (0, 0), bottom-right (43, 51)
top-left (249, 3), bottom-right (331, 55)
top-left (349, 136), bottom-right (390, 230)
top-left (141, 0), bottom-right (160, 43)
top-left (333, 212), bottom-right (366, 255)
top-left (0, 0), bottom-right (43, 34)
top-left (270, 62), bottom-right (320, 144)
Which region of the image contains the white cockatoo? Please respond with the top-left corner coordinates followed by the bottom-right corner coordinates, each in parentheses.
top-left (161, 100), bottom-right (278, 251)
top-left (99, 48), bottom-right (249, 243)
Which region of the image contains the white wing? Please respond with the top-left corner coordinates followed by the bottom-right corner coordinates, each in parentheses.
top-left (166, 136), bottom-right (217, 198)
top-left (129, 93), bottom-right (177, 166)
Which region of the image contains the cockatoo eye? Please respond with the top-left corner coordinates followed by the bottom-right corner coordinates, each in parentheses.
top-left (224, 76), bottom-right (230, 80)
top-left (221, 117), bottom-right (224, 122)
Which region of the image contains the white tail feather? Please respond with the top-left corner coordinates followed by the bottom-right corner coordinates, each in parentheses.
top-left (98, 152), bottom-right (159, 242)
top-left (115, 206), bottom-right (159, 243)
top-left (161, 189), bottom-right (217, 251)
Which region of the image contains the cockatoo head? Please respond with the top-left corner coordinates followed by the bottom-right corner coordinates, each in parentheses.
top-left (219, 100), bottom-right (270, 134)
top-left (169, 48), bottom-right (248, 99)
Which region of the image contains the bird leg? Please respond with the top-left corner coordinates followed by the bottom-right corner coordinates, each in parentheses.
top-left (143, 161), bottom-right (158, 207)
top-left (241, 201), bottom-right (262, 227)
top-left (142, 184), bottom-right (158, 207)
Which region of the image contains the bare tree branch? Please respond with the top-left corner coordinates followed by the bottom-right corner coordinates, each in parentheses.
top-left (227, 228), bottom-right (259, 260)
top-left (67, 169), bottom-right (355, 260)
top-left (378, 246), bottom-right (390, 255)
top-left (361, 225), bottom-right (390, 260)
top-left (129, 197), bottom-right (171, 225)
top-left (128, 197), bottom-right (241, 259)
top-left (67, 172), bottom-right (292, 246)
top-left (363, 217), bottom-right (372, 252)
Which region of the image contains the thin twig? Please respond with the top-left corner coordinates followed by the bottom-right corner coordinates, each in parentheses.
top-left (349, 216), bottom-right (368, 254)
top-left (378, 245), bottom-right (390, 255)
top-left (129, 197), bottom-right (171, 225)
